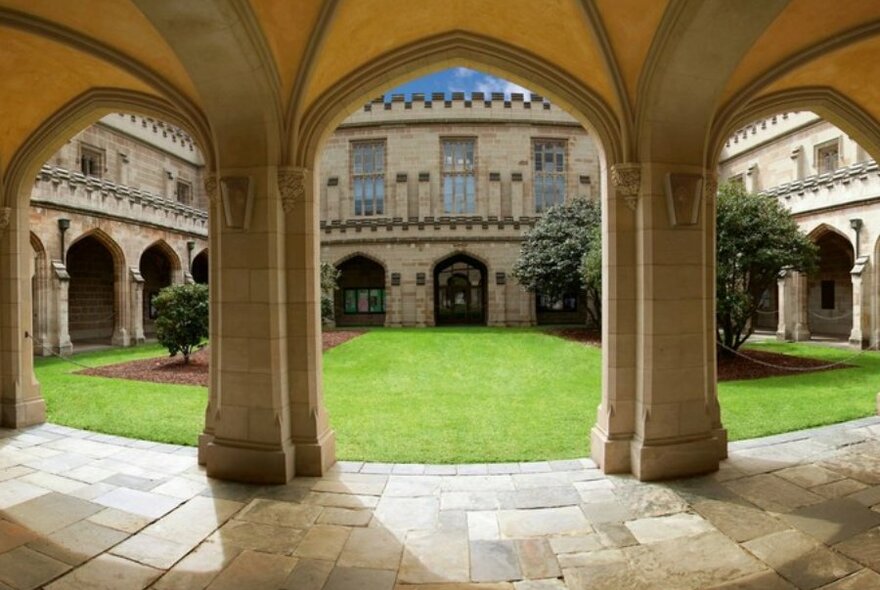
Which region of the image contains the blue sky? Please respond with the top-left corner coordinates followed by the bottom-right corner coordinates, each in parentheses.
top-left (385, 67), bottom-right (536, 100)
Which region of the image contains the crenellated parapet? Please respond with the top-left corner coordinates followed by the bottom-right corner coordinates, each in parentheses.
top-left (32, 165), bottom-right (208, 237)
top-left (341, 92), bottom-right (580, 128)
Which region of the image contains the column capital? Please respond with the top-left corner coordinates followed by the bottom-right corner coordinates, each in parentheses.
top-left (610, 163), bottom-right (640, 210)
top-left (203, 174), bottom-right (219, 204)
top-left (278, 166), bottom-right (311, 214)
top-left (0, 207), bottom-right (12, 235)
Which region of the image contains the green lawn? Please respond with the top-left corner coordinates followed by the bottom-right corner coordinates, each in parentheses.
top-left (33, 330), bottom-right (880, 462)
top-left (719, 341), bottom-right (880, 441)
top-left (35, 344), bottom-right (207, 445)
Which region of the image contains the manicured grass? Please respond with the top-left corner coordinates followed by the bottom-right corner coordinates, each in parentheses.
top-left (34, 344), bottom-right (207, 446)
top-left (33, 332), bottom-right (880, 462)
top-left (323, 328), bottom-right (600, 463)
top-left (719, 341), bottom-right (880, 441)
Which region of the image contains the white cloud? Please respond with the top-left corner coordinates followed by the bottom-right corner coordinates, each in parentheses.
top-left (452, 67), bottom-right (476, 79)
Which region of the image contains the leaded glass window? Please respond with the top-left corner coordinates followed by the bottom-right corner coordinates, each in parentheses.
top-left (352, 141), bottom-right (385, 216)
top-left (533, 140), bottom-right (566, 213)
top-left (442, 139), bottom-right (476, 214)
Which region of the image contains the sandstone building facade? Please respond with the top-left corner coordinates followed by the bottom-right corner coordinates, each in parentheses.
top-left (30, 114), bottom-right (209, 355)
top-left (719, 112), bottom-right (880, 348)
top-left (319, 93), bottom-right (600, 327)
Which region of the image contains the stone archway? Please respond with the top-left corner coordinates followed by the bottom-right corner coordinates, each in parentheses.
top-left (191, 249), bottom-right (209, 284)
top-left (809, 230), bottom-right (855, 339)
top-left (66, 234), bottom-right (119, 346)
top-left (140, 242), bottom-right (179, 337)
top-left (334, 255), bottom-right (387, 327)
top-left (433, 254), bottom-right (488, 326)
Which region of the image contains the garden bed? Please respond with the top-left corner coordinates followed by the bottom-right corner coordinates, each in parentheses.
top-left (77, 330), bottom-right (364, 387)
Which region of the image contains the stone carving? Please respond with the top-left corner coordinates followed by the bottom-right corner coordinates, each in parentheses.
top-left (203, 174), bottom-right (219, 204)
top-left (0, 207), bottom-right (11, 234)
top-left (704, 173), bottom-right (718, 205)
top-left (219, 176), bottom-right (253, 230)
top-left (278, 167), bottom-right (309, 214)
top-left (664, 173), bottom-right (703, 227)
top-left (610, 163), bottom-right (641, 211)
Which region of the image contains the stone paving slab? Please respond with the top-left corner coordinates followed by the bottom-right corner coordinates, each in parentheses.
top-left (2, 420), bottom-right (880, 588)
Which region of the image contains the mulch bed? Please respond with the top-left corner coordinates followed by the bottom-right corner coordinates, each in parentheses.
top-left (546, 327), bottom-right (850, 381)
top-left (77, 330), bottom-right (365, 387)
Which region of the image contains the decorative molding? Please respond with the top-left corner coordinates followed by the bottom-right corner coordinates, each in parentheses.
top-left (610, 163), bottom-right (641, 211)
top-left (203, 175), bottom-right (218, 204)
top-left (220, 176), bottom-right (254, 230)
top-left (664, 173), bottom-right (703, 227)
top-left (278, 167), bottom-right (309, 214)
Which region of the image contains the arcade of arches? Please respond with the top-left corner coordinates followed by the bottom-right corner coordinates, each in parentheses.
top-left (5, 1), bottom-right (880, 485)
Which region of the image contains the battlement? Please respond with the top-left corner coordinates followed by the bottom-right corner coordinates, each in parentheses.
top-left (340, 91), bottom-right (580, 127)
top-left (100, 114), bottom-right (204, 165)
top-left (721, 111), bottom-right (820, 160)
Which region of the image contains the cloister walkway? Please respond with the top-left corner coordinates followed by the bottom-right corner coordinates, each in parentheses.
top-left (2, 419), bottom-right (880, 589)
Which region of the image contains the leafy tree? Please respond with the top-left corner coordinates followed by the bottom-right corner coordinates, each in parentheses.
top-left (320, 262), bottom-right (340, 323)
top-left (512, 197), bottom-right (602, 326)
top-left (716, 181), bottom-right (817, 353)
top-left (153, 283), bottom-right (209, 363)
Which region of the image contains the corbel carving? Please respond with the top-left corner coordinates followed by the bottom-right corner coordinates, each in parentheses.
top-left (0, 207), bottom-right (12, 236)
top-left (704, 173), bottom-right (718, 206)
top-left (610, 163), bottom-right (641, 211)
top-left (664, 173), bottom-right (703, 227)
top-left (278, 167), bottom-right (309, 214)
top-left (203, 174), bottom-right (219, 204)
top-left (219, 176), bottom-right (254, 230)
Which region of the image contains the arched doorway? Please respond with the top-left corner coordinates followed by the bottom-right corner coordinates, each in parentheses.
top-left (335, 255), bottom-right (386, 326)
top-left (67, 235), bottom-right (117, 345)
top-left (140, 243), bottom-right (177, 337)
top-left (809, 230), bottom-right (854, 339)
top-left (192, 249), bottom-right (209, 284)
top-left (434, 254), bottom-right (487, 326)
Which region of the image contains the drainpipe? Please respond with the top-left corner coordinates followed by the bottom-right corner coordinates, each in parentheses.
top-left (850, 218), bottom-right (863, 258)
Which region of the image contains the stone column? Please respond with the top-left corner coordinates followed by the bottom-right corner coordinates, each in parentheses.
top-left (200, 168), bottom-right (303, 483)
top-left (850, 256), bottom-right (870, 348)
top-left (0, 206), bottom-right (46, 428)
top-left (776, 268), bottom-right (794, 341)
top-left (591, 164), bottom-right (638, 473)
top-left (592, 163), bottom-right (725, 481)
top-left (48, 261), bottom-right (72, 356)
top-left (111, 262), bottom-right (130, 347)
top-left (129, 267), bottom-right (145, 345)
top-left (793, 271), bottom-right (811, 341)
top-left (280, 167), bottom-right (336, 477)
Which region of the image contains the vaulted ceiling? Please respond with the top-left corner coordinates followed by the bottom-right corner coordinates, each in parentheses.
top-left (2, 0), bottom-right (880, 176)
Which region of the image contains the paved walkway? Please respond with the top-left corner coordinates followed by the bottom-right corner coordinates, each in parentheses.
top-left (3, 420), bottom-right (880, 589)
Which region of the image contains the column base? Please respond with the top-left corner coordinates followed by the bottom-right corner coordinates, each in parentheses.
top-left (793, 326), bottom-right (811, 342)
top-left (875, 392), bottom-right (880, 416)
top-left (112, 329), bottom-right (130, 347)
top-left (590, 426), bottom-right (632, 473)
top-left (0, 397), bottom-right (47, 428)
top-left (294, 429), bottom-right (337, 476)
top-left (197, 431), bottom-right (214, 466)
top-left (630, 434), bottom-right (722, 481)
top-left (205, 439), bottom-right (295, 484)
top-left (713, 427), bottom-right (729, 460)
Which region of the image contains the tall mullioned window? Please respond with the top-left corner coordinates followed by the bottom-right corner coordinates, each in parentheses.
top-left (352, 141), bottom-right (385, 216)
top-left (442, 139), bottom-right (476, 214)
top-left (80, 145), bottom-right (103, 178)
top-left (816, 141), bottom-right (839, 175)
top-left (533, 140), bottom-right (566, 213)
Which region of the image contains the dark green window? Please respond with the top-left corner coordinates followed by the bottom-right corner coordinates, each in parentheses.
top-left (343, 288), bottom-right (385, 314)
